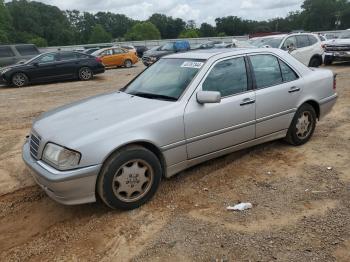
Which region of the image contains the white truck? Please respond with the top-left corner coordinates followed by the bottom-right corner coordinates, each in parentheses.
top-left (324, 30), bottom-right (350, 65)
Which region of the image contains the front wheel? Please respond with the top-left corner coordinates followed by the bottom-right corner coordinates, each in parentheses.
top-left (78, 67), bottom-right (93, 81)
top-left (285, 104), bottom-right (317, 146)
top-left (97, 146), bottom-right (162, 210)
top-left (11, 72), bottom-right (28, 87)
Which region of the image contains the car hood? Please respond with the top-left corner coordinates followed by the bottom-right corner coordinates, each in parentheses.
top-left (0, 63), bottom-right (26, 72)
top-left (33, 91), bottom-right (173, 148)
top-left (325, 39), bottom-right (350, 45)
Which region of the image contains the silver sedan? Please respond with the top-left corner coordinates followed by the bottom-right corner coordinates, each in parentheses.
top-left (22, 48), bottom-right (338, 210)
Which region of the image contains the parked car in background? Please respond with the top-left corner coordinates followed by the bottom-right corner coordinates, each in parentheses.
top-left (212, 41), bottom-right (226, 48)
top-left (92, 47), bottom-right (138, 68)
top-left (0, 44), bottom-right (40, 67)
top-left (23, 48), bottom-right (337, 210)
top-left (191, 41), bottom-right (215, 50)
top-left (0, 51), bottom-right (105, 87)
top-left (142, 40), bottom-right (190, 66)
top-left (83, 48), bottom-right (100, 55)
top-left (250, 33), bottom-right (324, 67)
top-left (134, 45), bottom-right (148, 58)
top-left (323, 30), bottom-right (350, 65)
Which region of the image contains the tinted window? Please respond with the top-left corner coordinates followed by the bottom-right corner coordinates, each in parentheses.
top-left (0, 46), bottom-right (15, 57)
top-left (250, 55), bottom-right (282, 88)
top-left (308, 35), bottom-right (319, 45)
top-left (203, 57), bottom-right (247, 97)
top-left (59, 52), bottom-right (77, 61)
top-left (296, 35), bottom-right (310, 48)
top-left (76, 53), bottom-right (90, 59)
top-left (279, 60), bottom-right (298, 82)
top-left (15, 45), bottom-right (39, 56)
top-left (282, 36), bottom-right (297, 50)
top-left (37, 53), bottom-right (58, 63)
top-left (113, 48), bottom-right (125, 54)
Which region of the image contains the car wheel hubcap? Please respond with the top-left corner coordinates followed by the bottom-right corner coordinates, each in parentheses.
top-left (296, 111), bottom-right (312, 139)
top-left (125, 61), bottom-right (131, 67)
top-left (112, 160), bottom-right (153, 202)
top-left (13, 74), bottom-right (25, 86)
top-left (81, 69), bottom-right (92, 79)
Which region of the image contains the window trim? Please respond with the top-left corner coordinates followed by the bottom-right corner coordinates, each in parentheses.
top-left (199, 55), bottom-right (253, 99)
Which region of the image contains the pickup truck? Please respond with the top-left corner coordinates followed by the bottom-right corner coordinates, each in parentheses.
top-left (324, 30), bottom-right (350, 65)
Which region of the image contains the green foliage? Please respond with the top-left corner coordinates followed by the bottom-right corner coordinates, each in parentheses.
top-left (1, 0), bottom-right (350, 46)
top-left (179, 29), bottom-right (199, 38)
top-left (29, 36), bottom-right (48, 47)
top-left (148, 13), bottom-right (186, 39)
top-left (124, 22), bottom-right (161, 41)
top-left (89, 24), bottom-right (112, 44)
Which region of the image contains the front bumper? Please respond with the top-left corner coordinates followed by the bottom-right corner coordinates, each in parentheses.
top-left (22, 140), bottom-right (101, 205)
top-left (324, 50), bottom-right (350, 60)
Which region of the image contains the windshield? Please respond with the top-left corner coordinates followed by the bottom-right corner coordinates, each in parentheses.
top-left (24, 53), bottom-right (44, 64)
top-left (339, 32), bottom-right (350, 39)
top-left (123, 58), bottom-right (205, 101)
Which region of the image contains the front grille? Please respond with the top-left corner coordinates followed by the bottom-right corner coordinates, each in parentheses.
top-left (30, 133), bottom-right (41, 160)
top-left (325, 45), bottom-right (350, 52)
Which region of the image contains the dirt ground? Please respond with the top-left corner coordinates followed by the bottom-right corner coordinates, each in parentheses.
top-left (0, 62), bottom-right (349, 262)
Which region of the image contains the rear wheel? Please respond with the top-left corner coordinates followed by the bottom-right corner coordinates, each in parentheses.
top-left (124, 59), bottom-right (132, 68)
top-left (78, 67), bottom-right (93, 81)
top-left (285, 104), bottom-right (317, 146)
top-left (11, 72), bottom-right (28, 87)
top-left (309, 56), bottom-right (322, 67)
top-left (97, 145), bottom-right (162, 210)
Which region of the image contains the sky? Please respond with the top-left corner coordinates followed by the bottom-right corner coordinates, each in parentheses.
top-left (14, 0), bottom-right (304, 24)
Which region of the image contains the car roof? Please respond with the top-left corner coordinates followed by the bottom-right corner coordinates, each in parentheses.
top-left (165, 48), bottom-right (260, 60)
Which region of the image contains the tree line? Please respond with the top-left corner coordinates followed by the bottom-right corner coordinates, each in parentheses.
top-left (1, 0), bottom-right (350, 47)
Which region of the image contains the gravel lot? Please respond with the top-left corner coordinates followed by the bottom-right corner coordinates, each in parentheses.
top-left (0, 62), bottom-right (349, 262)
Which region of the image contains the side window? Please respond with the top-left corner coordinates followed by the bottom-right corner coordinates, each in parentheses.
top-left (15, 45), bottom-right (39, 56)
top-left (282, 36), bottom-right (297, 50)
top-left (113, 48), bottom-right (123, 54)
top-left (202, 57), bottom-right (248, 97)
top-left (296, 35), bottom-right (310, 48)
top-left (102, 49), bottom-right (113, 56)
top-left (308, 35), bottom-right (319, 45)
top-left (0, 46), bottom-right (15, 57)
top-left (279, 60), bottom-right (299, 82)
top-left (250, 55), bottom-right (283, 88)
top-left (37, 53), bottom-right (57, 63)
top-left (59, 52), bottom-right (77, 61)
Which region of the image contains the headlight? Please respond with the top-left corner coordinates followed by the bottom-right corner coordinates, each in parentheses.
top-left (150, 57), bottom-right (157, 61)
top-left (0, 68), bottom-right (10, 74)
top-left (42, 143), bottom-right (81, 170)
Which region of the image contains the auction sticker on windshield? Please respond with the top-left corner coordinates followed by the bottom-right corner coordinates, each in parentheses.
top-left (181, 61), bottom-right (204, 69)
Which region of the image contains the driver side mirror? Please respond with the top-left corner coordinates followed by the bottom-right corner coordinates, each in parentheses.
top-left (32, 62), bottom-right (39, 67)
top-left (197, 91), bottom-right (221, 104)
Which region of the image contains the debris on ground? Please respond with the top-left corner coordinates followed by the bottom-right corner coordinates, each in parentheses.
top-left (227, 203), bottom-right (253, 211)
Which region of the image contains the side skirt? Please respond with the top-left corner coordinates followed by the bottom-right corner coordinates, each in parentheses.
top-left (165, 129), bottom-right (288, 178)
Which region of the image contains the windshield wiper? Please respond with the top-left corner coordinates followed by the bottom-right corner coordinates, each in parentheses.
top-left (129, 92), bottom-right (178, 101)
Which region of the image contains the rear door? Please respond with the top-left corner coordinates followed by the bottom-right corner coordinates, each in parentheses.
top-left (101, 49), bottom-right (114, 67)
top-left (295, 35), bottom-right (313, 66)
top-left (250, 54), bottom-right (302, 137)
top-left (55, 52), bottom-right (79, 79)
top-left (112, 48), bottom-right (126, 66)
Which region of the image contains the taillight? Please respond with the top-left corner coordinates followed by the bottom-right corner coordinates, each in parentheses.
top-left (333, 74), bottom-right (337, 90)
top-left (95, 57), bottom-right (102, 63)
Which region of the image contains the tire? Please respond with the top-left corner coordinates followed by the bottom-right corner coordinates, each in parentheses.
top-left (78, 67), bottom-right (93, 81)
top-left (124, 59), bottom-right (132, 68)
top-left (324, 56), bottom-right (333, 66)
top-left (97, 145), bottom-right (162, 210)
top-left (11, 72), bottom-right (28, 87)
top-left (285, 104), bottom-right (317, 146)
top-left (309, 56), bottom-right (322, 67)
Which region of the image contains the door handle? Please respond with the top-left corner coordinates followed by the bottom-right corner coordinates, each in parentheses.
top-left (288, 86), bottom-right (301, 93)
top-left (240, 98), bottom-right (255, 106)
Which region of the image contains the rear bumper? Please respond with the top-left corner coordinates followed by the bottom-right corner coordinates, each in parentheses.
top-left (319, 93), bottom-right (338, 119)
top-left (22, 140), bottom-right (101, 205)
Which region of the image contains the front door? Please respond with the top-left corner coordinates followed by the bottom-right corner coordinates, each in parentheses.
top-left (184, 56), bottom-right (256, 159)
top-left (27, 53), bottom-right (60, 82)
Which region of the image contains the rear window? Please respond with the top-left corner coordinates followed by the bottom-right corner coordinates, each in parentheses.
top-left (0, 46), bottom-right (15, 58)
top-left (15, 45), bottom-right (39, 56)
top-left (308, 35), bottom-right (319, 45)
